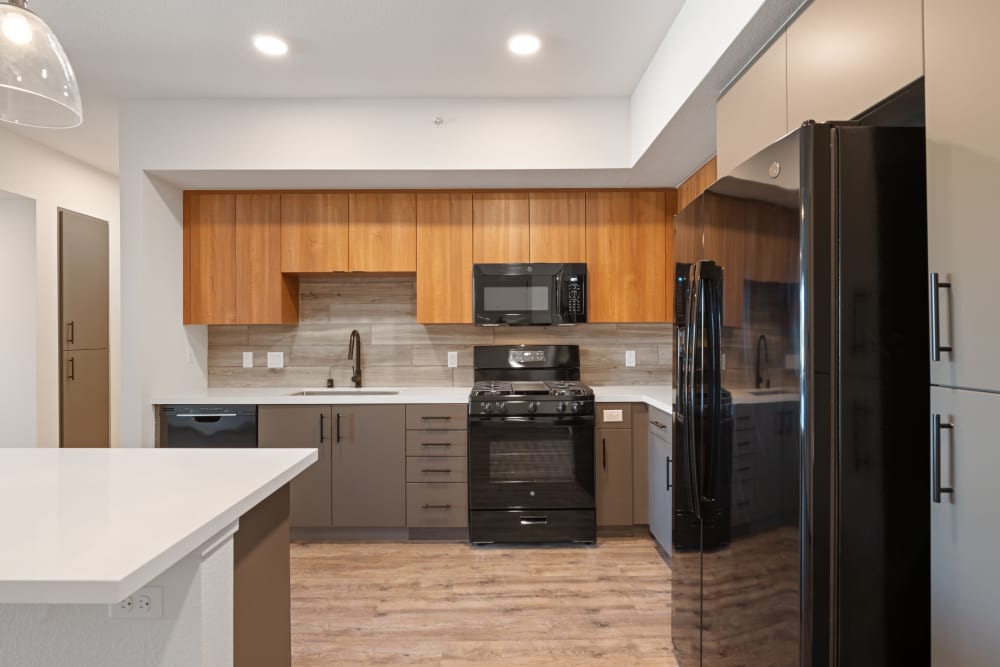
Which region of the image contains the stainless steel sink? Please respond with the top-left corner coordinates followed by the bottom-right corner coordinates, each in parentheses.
top-left (293, 389), bottom-right (399, 396)
top-left (745, 389), bottom-right (790, 396)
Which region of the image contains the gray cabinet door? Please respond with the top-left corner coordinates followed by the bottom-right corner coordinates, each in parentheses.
top-left (331, 405), bottom-right (406, 527)
top-left (59, 211), bottom-right (109, 351)
top-left (595, 428), bottom-right (633, 526)
top-left (258, 405), bottom-right (332, 528)
top-left (647, 419), bottom-right (672, 554)
top-left (61, 348), bottom-right (109, 447)
top-left (926, 0), bottom-right (1000, 394)
top-left (931, 387), bottom-right (1000, 666)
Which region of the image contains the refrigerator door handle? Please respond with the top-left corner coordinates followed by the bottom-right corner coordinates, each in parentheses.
top-left (686, 264), bottom-right (703, 520)
top-left (704, 274), bottom-right (724, 503)
top-left (930, 273), bottom-right (953, 362)
top-left (932, 413), bottom-right (955, 503)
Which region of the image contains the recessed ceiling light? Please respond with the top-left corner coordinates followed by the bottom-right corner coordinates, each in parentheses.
top-left (508, 33), bottom-right (541, 56)
top-left (253, 34), bottom-right (288, 57)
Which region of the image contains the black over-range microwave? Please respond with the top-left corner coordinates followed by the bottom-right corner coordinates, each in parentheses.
top-left (473, 263), bottom-right (587, 326)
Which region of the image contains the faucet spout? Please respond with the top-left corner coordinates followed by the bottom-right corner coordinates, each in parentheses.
top-left (755, 334), bottom-right (770, 389)
top-left (348, 330), bottom-right (362, 388)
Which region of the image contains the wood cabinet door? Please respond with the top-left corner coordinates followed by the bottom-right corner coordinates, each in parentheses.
top-left (926, 0), bottom-right (1000, 393)
top-left (595, 428), bottom-right (633, 526)
top-left (348, 193), bottom-right (417, 271)
top-left (280, 193), bottom-right (349, 272)
top-left (703, 192), bottom-right (746, 327)
top-left (331, 405), bottom-right (406, 527)
top-left (258, 405), bottom-right (333, 528)
top-left (235, 193), bottom-right (298, 324)
top-left (528, 192), bottom-right (586, 262)
top-left (744, 199), bottom-right (799, 285)
top-left (472, 192), bottom-right (530, 263)
top-left (184, 192), bottom-right (236, 324)
top-left (416, 193), bottom-right (473, 323)
top-left (586, 191), bottom-right (668, 322)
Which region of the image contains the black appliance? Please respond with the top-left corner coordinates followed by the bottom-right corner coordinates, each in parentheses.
top-left (467, 344), bottom-right (596, 543)
top-left (159, 405), bottom-right (258, 447)
top-left (671, 122), bottom-right (929, 666)
top-left (473, 262), bottom-right (586, 326)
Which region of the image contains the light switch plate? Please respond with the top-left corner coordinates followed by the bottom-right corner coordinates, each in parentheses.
top-left (603, 409), bottom-right (624, 423)
top-left (267, 351), bottom-right (284, 369)
top-left (625, 350), bottom-right (636, 367)
top-left (242, 352), bottom-right (253, 369)
top-left (447, 351), bottom-right (458, 368)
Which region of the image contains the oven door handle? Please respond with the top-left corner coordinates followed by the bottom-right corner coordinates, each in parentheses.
top-left (469, 416), bottom-right (593, 426)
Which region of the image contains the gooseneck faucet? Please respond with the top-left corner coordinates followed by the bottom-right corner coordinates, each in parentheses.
top-left (348, 330), bottom-right (362, 388)
top-left (755, 334), bottom-right (770, 389)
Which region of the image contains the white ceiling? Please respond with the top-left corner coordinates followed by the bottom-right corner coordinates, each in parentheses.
top-left (7, 0), bottom-right (686, 175)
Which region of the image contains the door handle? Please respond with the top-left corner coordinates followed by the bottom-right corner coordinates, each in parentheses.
top-left (930, 273), bottom-right (953, 362)
top-left (66, 321), bottom-right (75, 345)
top-left (66, 357), bottom-right (75, 380)
top-left (336, 413), bottom-right (342, 443)
top-left (932, 414), bottom-right (955, 503)
top-left (666, 456), bottom-right (672, 491)
top-left (319, 413), bottom-right (325, 443)
top-left (602, 437), bottom-right (607, 470)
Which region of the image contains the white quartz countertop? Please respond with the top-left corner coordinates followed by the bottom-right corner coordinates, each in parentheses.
top-left (0, 448), bottom-right (317, 604)
top-left (593, 386), bottom-right (673, 413)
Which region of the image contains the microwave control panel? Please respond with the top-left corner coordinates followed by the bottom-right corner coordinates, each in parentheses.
top-left (567, 279), bottom-right (584, 314)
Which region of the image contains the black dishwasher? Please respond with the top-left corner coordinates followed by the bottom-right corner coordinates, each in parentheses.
top-left (159, 405), bottom-right (258, 447)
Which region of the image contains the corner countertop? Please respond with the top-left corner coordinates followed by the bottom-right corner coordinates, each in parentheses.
top-left (0, 448), bottom-right (317, 604)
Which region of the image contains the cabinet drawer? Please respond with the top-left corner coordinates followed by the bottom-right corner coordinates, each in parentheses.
top-left (597, 403), bottom-right (632, 428)
top-left (407, 483), bottom-right (468, 527)
top-left (405, 430), bottom-right (468, 456)
top-left (405, 404), bottom-right (467, 430)
top-left (406, 457), bottom-right (468, 483)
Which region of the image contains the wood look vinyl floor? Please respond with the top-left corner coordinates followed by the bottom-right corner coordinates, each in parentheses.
top-left (289, 537), bottom-right (675, 666)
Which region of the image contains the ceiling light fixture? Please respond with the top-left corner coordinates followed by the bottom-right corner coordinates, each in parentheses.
top-left (508, 33), bottom-right (541, 56)
top-left (253, 34), bottom-right (288, 57)
top-left (0, 0), bottom-right (82, 128)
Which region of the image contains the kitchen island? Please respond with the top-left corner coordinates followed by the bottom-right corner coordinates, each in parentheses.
top-left (0, 447), bottom-right (316, 667)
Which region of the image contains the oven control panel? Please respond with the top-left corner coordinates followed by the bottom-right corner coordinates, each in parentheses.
top-left (509, 349), bottom-right (546, 364)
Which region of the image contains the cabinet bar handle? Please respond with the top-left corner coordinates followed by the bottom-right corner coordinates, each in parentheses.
top-left (66, 357), bottom-right (75, 380)
top-left (602, 437), bottom-right (607, 470)
top-left (422, 504), bottom-right (452, 510)
top-left (649, 420), bottom-right (668, 429)
top-left (737, 466), bottom-right (751, 473)
top-left (66, 321), bottom-right (74, 345)
top-left (930, 273), bottom-right (953, 362)
top-left (932, 414), bottom-right (955, 503)
top-left (520, 516), bottom-right (548, 525)
top-left (336, 413), bottom-right (342, 443)
top-left (421, 442), bottom-right (452, 447)
top-left (319, 413), bottom-right (325, 443)
top-left (666, 456), bottom-right (672, 491)
top-left (421, 469), bottom-right (453, 473)
top-left (421, 416), bottom-right (452, 421)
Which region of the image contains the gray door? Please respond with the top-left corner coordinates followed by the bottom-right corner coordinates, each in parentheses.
top-left (331, 405), bottom-right (405, 527)
top-left (61, 349), bottom-right (109, 448)
top-left (59, 210), bottom-right (109, 351)
top-left (258, 405), bottom-right (333, 528)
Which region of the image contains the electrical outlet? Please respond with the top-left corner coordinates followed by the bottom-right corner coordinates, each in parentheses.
top-left (242, 351), bottom-right (253, 369)
top-left (267, 351), bottom-right (284, 369)
top-left (447, 351), bottom-right (458, 368)
top-left (625, 350), bottom-right (636, 367)
top-left (109, 586), bottom-right (162, 619)
top-left (721, 353), bottom-right (727, 371)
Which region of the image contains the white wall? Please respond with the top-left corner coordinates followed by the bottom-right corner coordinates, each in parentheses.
top-left (0, 197), bottom-right (37, 446)
top-left (0, 129), bottom-right (120, 447)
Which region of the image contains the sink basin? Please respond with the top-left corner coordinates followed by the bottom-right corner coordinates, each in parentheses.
top-left (293, 389), bottom-right (399, 396)
top-left (745, 389), bottom-right (790, 396)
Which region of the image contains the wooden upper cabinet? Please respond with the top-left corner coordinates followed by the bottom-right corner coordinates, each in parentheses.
top-left (348, 193), bottom-right (417, 271)
top-left (184, 192), bottom-right (298, 325)
top-left (585, 191), bottom-right (671, 323)
top-left (280, 193), bottom-right (349, 272)
top-left (703, 192), bottom-right (746, 328)
top-left (416, 193), bottom-right (473, 324)
top-left (528, 192), bottom-right (586, 262)
top-left (185, 192), bottom-right (237, 324)
top-left (472, 193), bottom-right (530, 263)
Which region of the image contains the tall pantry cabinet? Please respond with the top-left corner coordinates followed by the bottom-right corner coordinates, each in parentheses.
top-left (925, 1), bottom-right (1000, 665)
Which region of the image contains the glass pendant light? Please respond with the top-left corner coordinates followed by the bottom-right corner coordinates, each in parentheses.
top-left (0, 0), bottom-right (82, 128)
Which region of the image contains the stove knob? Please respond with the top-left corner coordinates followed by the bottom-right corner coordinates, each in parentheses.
top-left (571, 401), bottom-right (582, 413)
top-left (527, 401), bottom-right (539, 414)
top-left (557, 402), bottom-right (567, 413)
top-left (482, 402), bottom-right (493, 415)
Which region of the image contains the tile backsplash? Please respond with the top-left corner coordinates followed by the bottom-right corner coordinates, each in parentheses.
top-left (207, 275), bottom-right (674, 388)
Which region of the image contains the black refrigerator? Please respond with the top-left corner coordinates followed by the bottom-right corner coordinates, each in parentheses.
top-left (671, 121), bottom-right (930, 667)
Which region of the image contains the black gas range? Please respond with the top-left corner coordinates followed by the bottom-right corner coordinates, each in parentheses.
top-left (467, 345), bottom-right (596, 544)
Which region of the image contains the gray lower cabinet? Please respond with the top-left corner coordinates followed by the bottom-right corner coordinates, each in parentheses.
top-left (731, 401), bottom-right (798, 532)
top-left (330, 405), bottom-right (406, 527)
top-left (405, 404), bottom-right (468, 529)
top-left (406, 483), bottom-right (468, 528)
top-left (258, 405), bottom-right (333, 528)
top-left (595, 403), bottom-right (634, 527)
top-left (647, 407), bottom-right (671, 555)
top-left (61, 348), bottom-right (110, 448)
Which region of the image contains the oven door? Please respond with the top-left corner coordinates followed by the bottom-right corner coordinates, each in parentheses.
top-left (469, 415), bottom-right (595, 510)
top-left (473, 264), bottom-right (561, 325)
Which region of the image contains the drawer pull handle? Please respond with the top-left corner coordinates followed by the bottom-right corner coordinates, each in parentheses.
top-left (421, 442), bottom-right (452, 447)
top-left (422, 504), bottom-right (452, 510)
top-left (421, 468), bottom-right (453, 474)
top-left (520, 516), bottom-right (548, 525)
top-left (649, 420), bottom-right (668, 429)
top-left (736, 440), bottom-right (751, 447)
top-left (737, 466), bottom-right (751, 473)
top-left (422, 416), bottom-right (452, 421)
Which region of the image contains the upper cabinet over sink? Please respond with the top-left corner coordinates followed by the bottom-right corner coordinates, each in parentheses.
top-left (349, 193), bottom-right (417, 272)
top-left (280, 193), bottom-right (349, 273)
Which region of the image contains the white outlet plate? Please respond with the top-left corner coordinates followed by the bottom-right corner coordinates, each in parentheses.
top-left (447, 351), bottom-right (458, 368)
top-left (242, 351), bottom-right (253, 369)
top-left (603, 409), bottom-right (624, 423)
top-left (267, 351), bottom-right (283, 369)
top-left (109, 586), bottom-right (163, 619)
top-left (625, 350), bottom-right (636, 367)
